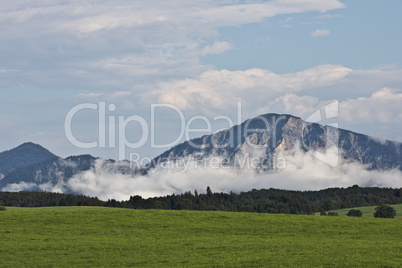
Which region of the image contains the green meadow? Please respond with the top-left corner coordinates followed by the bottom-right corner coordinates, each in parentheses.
top-left (1, 207), bottom-right (401, 267)
top-left (328, 204), bottom-right (402, 218)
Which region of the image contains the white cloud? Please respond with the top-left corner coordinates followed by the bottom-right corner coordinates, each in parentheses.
top-left (202, 41), bottom-right (233, 55)
top-left (0, 0), bottom-right (344, 92)
top-left (138, 63), bottom-right (402, 146)
top-left (196, 0), bottom-right (344, 27)
top-left (0, 0), bottom-right (344, 33)
top-left (64, 150), bottom-right (402, 200)
top-left (144, 65), bottom-right (402, 130)
top-left (2, 182), bottom-right (37, 192)
top-left (310, 29), bottom-right (331, 37)
top-left (247, 87), bottom-right (402, 142)
top-left (255, 87), bottom-right (402, 126)
top-left (340, 88), bottom-right (402, 123)
top-left (147, 65), bottom-right (351, 112)
top-left (257, 93), bottom-right (321, 118)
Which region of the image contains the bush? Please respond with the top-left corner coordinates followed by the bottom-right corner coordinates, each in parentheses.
top-left (0, 206), bottom-right (6, 211)
top-left (327, 212), bottom-right (338, 216)
top-left (374, 204), bottom-right (396, 218)
top-left (347, 209), bottom-right (362, 217)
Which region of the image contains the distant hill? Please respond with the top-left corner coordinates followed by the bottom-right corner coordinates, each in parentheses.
top-left (0, 154), bottom-right (96, 190)
top-left (0, 152), bottom-right (138, 190)
top-left (0, 142), bottom-right (56, 178)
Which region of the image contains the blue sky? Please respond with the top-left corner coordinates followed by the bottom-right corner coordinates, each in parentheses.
top-left (1, 0), bottom-right (402, 160)
top-left (205, 1), bottom-right (402, 73)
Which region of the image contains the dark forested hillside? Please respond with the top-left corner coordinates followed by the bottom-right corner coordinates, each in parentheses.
top-left (0, 154), bottom-right (96, 188)
top-left (1, 186), bottom-right (401, 214)
top-left (0, 142), bottom-right (56, 177)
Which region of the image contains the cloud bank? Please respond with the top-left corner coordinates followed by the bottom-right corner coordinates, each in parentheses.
top-left (0, 0), bottom-right (345, 91)
top-left (3, 148), bottom-right (401, 201)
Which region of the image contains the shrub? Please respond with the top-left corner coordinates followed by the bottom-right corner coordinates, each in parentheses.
top-left (347, 209), bottom-right (362, 217)
top-left (374, 204), bottom-right (396, 218)
top-left (0, 206), bottom-right (6, 211)
top-left (327, 212), bottom-right (338, 216)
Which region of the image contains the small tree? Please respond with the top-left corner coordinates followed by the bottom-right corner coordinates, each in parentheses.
top-left (347, 209), bottom-right (362, 217)
top-left (374, 204), bottom-right (396, 218)
top-left (206, 186), bottom-right (213, 196)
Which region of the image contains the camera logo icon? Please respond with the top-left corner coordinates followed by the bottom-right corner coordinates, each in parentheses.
top-left (302, 100), bottom-right (339, 167)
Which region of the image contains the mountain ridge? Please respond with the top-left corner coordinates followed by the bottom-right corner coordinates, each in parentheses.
top-left (146, 113), bottom-right (401, 172)
top-left (0, 113), bottom-right (401, 193)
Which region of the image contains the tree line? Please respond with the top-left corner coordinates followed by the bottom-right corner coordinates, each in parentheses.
top-left (0, 191), bottom-right (104, 207)
top-left (110, 185), bottom-right (402, 214)
top-left (1, 185), bottom-right (401, 215)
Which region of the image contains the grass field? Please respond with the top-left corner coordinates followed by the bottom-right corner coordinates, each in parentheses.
top-left (328, 204), bottom-right (402, 218)
top-left (1, 207), bottom-right (401, 267)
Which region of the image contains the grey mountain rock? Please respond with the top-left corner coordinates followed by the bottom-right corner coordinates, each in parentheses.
top-left (147, 113), bottom-right (401, 172)
top-left (0, 113), bottom-right (401, 192)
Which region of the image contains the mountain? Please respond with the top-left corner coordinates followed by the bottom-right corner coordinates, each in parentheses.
top-left (0, 153), bottom-right (139, 190)
top-left (0, 113), bottom-right (401, 193)
top-left (147, 113), bottom-right (402, 172)
top-left (0, 142), bottom-right (56, 179)
top-left (0, 154), bottom-right (96, 189)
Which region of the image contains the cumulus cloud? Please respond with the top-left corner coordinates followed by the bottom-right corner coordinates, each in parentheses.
top-left (254, 88), bottom-right (402, 127)
top-left (141, 64), bottom-right (402, 139)
top-left (147, 65), bottom-right (351, 112)
top-left (143, 65), bottom-right (402, 116)
top-left (257, 94), bottom-right (321, 118)
top-left (202, 41), bottom-right (233, 55)
top-left (246, 87), bottom-right (402, 143)
top-left (339, 88), bottom-right (402, 123)
top-left (310, 29), bottom-right (331, 37)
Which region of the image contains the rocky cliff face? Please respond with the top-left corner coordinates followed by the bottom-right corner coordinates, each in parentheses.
top-left (147, 113), bottom-right (401, 171)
